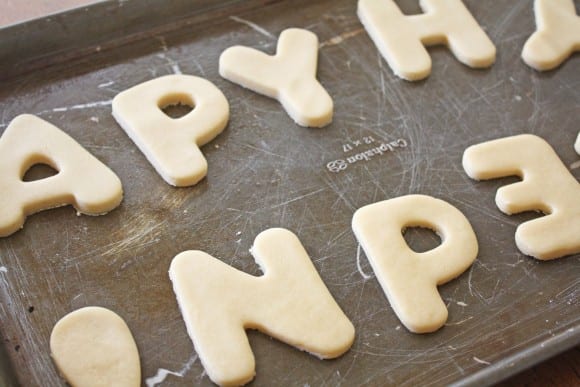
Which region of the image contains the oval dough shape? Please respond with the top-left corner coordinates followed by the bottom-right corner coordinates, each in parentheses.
top-left (50, 307), bottom-right (141, 387)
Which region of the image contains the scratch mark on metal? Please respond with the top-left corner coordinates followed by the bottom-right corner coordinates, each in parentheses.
top-left (377, 51), bottom-right (387, 100)
top-left (230, 16), bottom-right (275, 39)
top-left (157, 53), bottom-right (182, 75)
top-left (145, 354), bottom-right (198, 387)
top-left (467, 264), bottom-right (475, 297)
top-left (37, 100), bottom-right (113, 114)
top-left (319, 28), bottom-right (364, 48)
top-left (170, 63), bottom-right (182, 75)
top-left (156, 36), bottom-right (168, 51)
top-left (356, 244), bottom-right (372, 280)
top-left (153, 37), bottom-right (182, 74)
top-left (98, 80), bottom-right (115, 88)
top-left (444, 316), bottom-right (473, 326)
top-left (240, 143), bottom-right (292, 160)
top-left (269, 188), bottom-right (325, 209)
top-left (473, 356), bottom-right (491, 365)
top-left (191, 57), bottom-right (207, 77)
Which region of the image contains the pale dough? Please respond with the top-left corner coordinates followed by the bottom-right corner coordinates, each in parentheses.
top-left (112, 74), bottom-right (229, 187)
top-left (50, 307), bottom-right (140, 387)
top-left (0, 114), bottom-right (123, 237)
top-left (463, 134), bottom-right (580, 260)
top-left (522, 0), bottom-right (580, 71)
top-left (219, 28), bottom-right (333, 128)
top-left (352, 195), bottom-right (478, 333)
top-left (357, 0), bottom-right (496, 81)
top-left (575, 131), bottom-right (580, 155)
top-left (169, 228), bottom-right (354, 386)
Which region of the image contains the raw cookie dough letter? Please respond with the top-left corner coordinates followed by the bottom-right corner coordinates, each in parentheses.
top-left (50, 307), bottom-right (141, 387)
top-left (522, 0), bottom-right (580, 71)
top-left (112, 74), bottom-right (229, 187)
top-left (0, 115), bottom-right (123, 237)
top-left (169, 228), bottom-right (354, 386)
top-left (220, 28), bottom-right (333, 128)
top-left (357, 0), bottom-right (496, 81)
top-left (352, 195), bottom-right (478, 333)
top-left (463, 134), bottom-right (580, 260)
top-left (576, 131), bottom-right (580, 155)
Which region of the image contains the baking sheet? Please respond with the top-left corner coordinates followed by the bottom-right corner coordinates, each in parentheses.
top-left (0, 0), bottom-right (579, 386)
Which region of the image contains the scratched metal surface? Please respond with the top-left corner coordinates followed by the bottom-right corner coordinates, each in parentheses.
top-left (0, 0), bottom-right (579, 386)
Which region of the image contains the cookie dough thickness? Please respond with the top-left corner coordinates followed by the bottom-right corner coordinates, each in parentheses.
top-left (522, 0), bottom-right (580, 71)
top-left (50, 307), bottom-right (141, 387)
top-left (0, 114), bottom-right (123, 237)
top-left (112, 74), bottom-right (229, 187)
top-left (357, 0), bottom-right (496, 81)
top-left (169, 228), bottom-right (354, 386)
top-left (220, 28), bottom-right (333, 128)
top-left (463, 134), bottom-right (580, 260)
top-left (352, 195), bottom-right (478, 333)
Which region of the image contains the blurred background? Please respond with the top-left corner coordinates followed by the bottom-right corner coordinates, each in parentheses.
top-left (0, 0), bottom-right (98, 26)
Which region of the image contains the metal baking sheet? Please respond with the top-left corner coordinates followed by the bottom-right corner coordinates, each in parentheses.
top-left (0, 0), bottom-right (579, 385)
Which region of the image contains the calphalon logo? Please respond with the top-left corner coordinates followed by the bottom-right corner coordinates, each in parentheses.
top-left (326, 159), bottom-right (348, 173)
top-left (326, 139), bottom-right (407, 173)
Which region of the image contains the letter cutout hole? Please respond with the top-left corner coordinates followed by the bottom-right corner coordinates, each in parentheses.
top-left (352, 195), bottom-right (478, 333)
top-left (0, 115), bottom-right (123, 237)
top-left (112, 74), bottom-right (229, 187)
